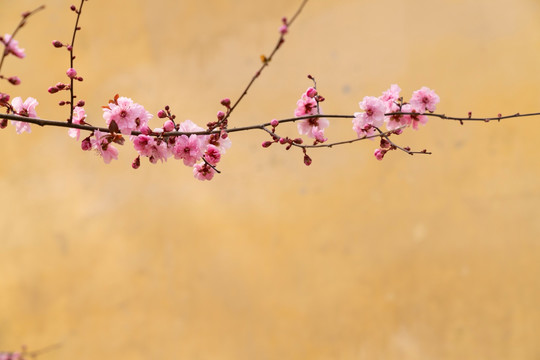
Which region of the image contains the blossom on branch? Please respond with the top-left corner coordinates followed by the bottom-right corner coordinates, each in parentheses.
top-left (102, 96), bottom-right (152, 135)
top-left (10, 96), bottom-right (38, 134)
top-left (1, 34), bottom-right (25, 58)
top-left (91, 130), bottom-right (118, 164)
top-left (68, 106), bottom-right (86, 140)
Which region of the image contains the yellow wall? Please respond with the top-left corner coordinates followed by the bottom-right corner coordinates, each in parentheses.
top-left (1, 0), bottom-right (539, 359)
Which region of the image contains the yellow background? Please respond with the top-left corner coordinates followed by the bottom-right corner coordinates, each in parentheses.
top-left (1, 0), bottom-right (539, 359)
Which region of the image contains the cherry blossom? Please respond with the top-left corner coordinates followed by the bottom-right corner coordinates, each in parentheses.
top-left (352, 96), bottom-right (386, 139)
top-left (68, 106), bottom-right (86, 140)
top-left (410, 86), bottom-right (440, 113)
top-left (102, 96), bottom-right (152, 135)
top-left (132, 134), bottom-right (170, 163)
top-left (10, 96), bottom-right (38, 134)
top-left (193, 163), bottom-right (216, 181)
top-left (204, 144), bottom-right (221, 166)
top-left (1, 34), bottom-right (25, 58)
top-left (91, 130), bottom-right (118, 164)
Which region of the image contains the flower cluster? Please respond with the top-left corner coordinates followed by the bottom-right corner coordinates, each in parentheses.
top-left (352, 85), bottom-right (439, 160)
top-left (77, 97), bottom-right (232, 181)
top-left (295, 87), bottom-right (328, 143)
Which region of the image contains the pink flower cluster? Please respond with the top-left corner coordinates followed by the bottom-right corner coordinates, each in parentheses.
top-left (352, 85), bottom-right (439, 160)
top-left (353, 85), bottom-right (440, 140)
top-left (295, 87), bottom-right (328, 143)
top-left (76, 96), bottom-right (232, 181)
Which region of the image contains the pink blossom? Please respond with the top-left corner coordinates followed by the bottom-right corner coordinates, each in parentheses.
top-left (355, 96), bottom-right (386, 127)
top-left (352, 116), bottom-right (377, 139)
top-left (379, 84), bottom-right (401, 106)
top-left (91, 130), bottom-right (118, 164)
top-left (409, 106), bottom-right (429, 130)
top-left (297, 116), bottom-right (329, 141)
top-left (172, 135), bottom-right (204, 166)
top-left (294, 93), bottom-right (318, 117)
top-left (102, 96), bottom-right (152, 134)
top-left (306, 87), bottom-right (317, 98)
top-left (2, 34), bottom-right (25, 58)
top-left (69, 106), bottom-right (86, 140)
top-left (10, 96), bottom-right (38, 134)
top-left (132, 134), bottom-right (170, 163)
top-left (374, 148), bottom-right (386, 161)
top-left (410, 86), bottom-right (440, 113)
top-left (193, 163), bottom-right (215, 181)
top-left (385, 102), bottom-right (410, 131)
top-left (204, 144), bottom-right (221, 166)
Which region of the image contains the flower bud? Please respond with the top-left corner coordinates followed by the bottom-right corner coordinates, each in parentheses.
top-left (220, 98), bottom-right (231, 107)
top-left (140, 125), bottom-right (152, 135)
top-left (52, 40), bottom-right (63, 48)
top-left (157, 110), bottom-right (167, 118)
top-left (81, 138), bottom-right (92, 151)
top-left (217, 111), bottom-right (225, 121)
top-left (262, 141), bottom-right (272, 148)
top-left (8, 76), bottom-right (21, 85)
top-left (374, 148), bottom-right (386, 161)
top-left (306, 87), bottom-right (317, 98)
top-left (132, 156), bottom-right (141, 169)
top-left (270, 119), bottom-right (279, 127)
top-left (66, 68), bottom-right (77, 79)
top-left (163, 119), bottom-right (175, 132)
top-left (0, 119), bottom-right (8, 129)
top-left (48, 86), bottom-right (58, 94)
top-left (76, 100), bottom-right (85, 107)
top-left (303, 154), bottom-right (312, 166)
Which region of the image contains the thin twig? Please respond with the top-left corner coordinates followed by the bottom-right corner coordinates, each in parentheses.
top-left (219, 0), bottom-right (310, 126)
top-left (68, 0), bottom-right (86, 122)
top-left (0, 5), bottom-right (45, 73)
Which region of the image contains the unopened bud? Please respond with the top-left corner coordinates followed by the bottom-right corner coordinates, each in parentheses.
top-left (140, 125), bottom-right (152, 135)
top-left (81, 138), bottom-right (92, 151)
top-left (262, 141), bottom-right (272, 148)
top-left (52, 40), bottom-right (63, 48)
top-left (8, 76), bottom-right (21, 85)
top-left (270, 119), bottom-right (279, 127)
top-left (163, 119), bottom-right (175, 132)
top-left (303, 154), bottom-right (312, 166)
top-left (76, 100), bottom-right (85, 107)
top-left (132, 156), bottom-right (141, 169)
top-left (220, 131), bottom-right (228, 139)
top-left (70, 5), bottom-right (77, 11)
top-left (220, 98), bottom-right (231, 107)
top-left (0, 119), bottom-right (8, 129)
top-left (157, 110), bottom-right (167, 118)
top-left (306, 87), bottom-right (317, 98)
top-left (279, 137), bottom-right (287, 145)
top-left (217, 111), bottom-right (225, 121)
top-left (293, 138), bottom-right (303, 144)
top-left (66, 68), bottom-right (77, 79)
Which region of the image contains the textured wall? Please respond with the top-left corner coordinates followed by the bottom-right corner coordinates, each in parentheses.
top-left (1, 0), bottom-right (539, 359)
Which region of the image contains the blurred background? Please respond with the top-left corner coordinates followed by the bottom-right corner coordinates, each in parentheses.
top-left (1, 0), bottom-right (539, 359)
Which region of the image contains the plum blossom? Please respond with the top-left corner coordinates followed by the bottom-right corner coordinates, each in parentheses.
top-left (352, 96), bottom-right (386, 139)
top-left (68, 106), bottom-right (86, 140)
top-left (91, 130), bottom-right (118, 164)
top-left (385, 102), bottom-right (410, 131)
top-left (1, 34), bottom-right (25, 58)
top-left (295, 88), bottom-right (329, 142)
top-left (204, 144), bottom-right (221, 166)
top-left (193, 163), bottom-right (215, 181)
top-left (408, 105), bottom-right (429, 130)
top-left (172, 135), bottom-right (204, 166)
top-left (132, 134), bottom-right (170, 163)
top-left (410, 86), bottom-right (440, 113)
top-left (102, 96), bottom-right (152, 134)
top-left (10, 96), bottom-right (38, 134)
top-left (379, 84), bottom-right (401, 107)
